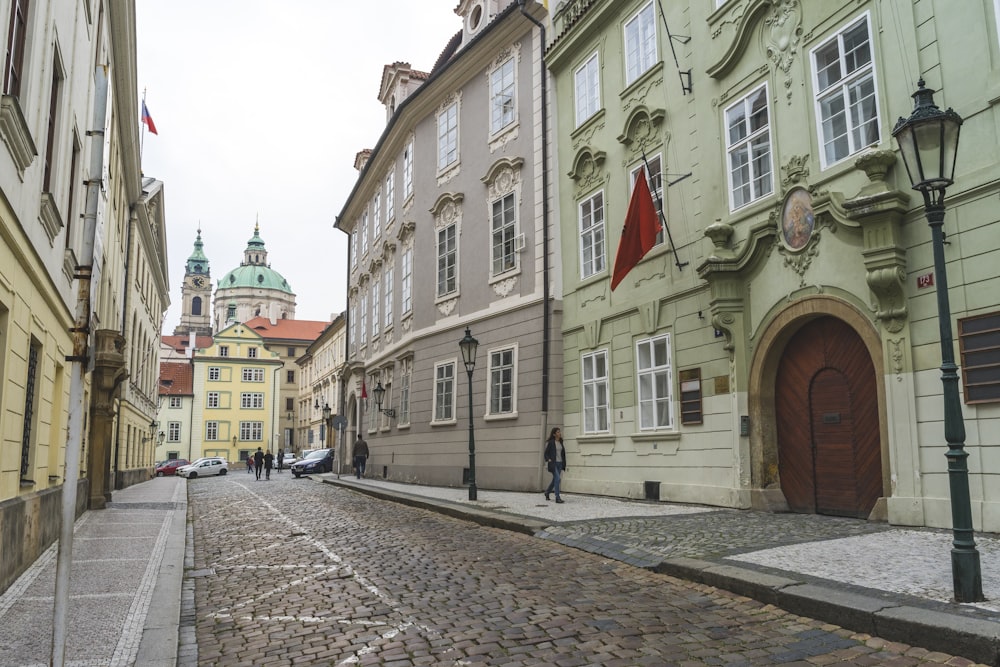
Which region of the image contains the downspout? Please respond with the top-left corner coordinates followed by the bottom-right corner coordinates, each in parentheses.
top-left (111, 208), bottom-right (135, 487)
top-left (335, 217), bottom-right (351, 469)
top-left (517, 1), bottom-right (552, 418)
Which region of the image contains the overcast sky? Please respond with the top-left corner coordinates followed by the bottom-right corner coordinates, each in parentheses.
top-left (136, 2), bottom-right (463, 332)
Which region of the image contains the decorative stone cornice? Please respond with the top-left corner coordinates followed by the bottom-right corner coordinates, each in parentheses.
top-left (0, 95), bottom-right (37, 175)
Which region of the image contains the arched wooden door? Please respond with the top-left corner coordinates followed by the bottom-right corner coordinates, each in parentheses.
top-left (775, 317), bottom-right (882, 518)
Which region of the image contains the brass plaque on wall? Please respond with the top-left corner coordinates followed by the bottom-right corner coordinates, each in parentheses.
top-left (714, 375), bottom-right (730, 395)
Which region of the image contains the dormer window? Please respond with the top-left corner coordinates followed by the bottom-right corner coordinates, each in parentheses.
top-left (469, 4), bottom-right (483, 32)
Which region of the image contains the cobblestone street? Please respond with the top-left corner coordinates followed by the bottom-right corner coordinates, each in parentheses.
top-left (184, 476), bottom-right (986, 666)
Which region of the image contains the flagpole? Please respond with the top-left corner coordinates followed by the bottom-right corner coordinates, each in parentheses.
top-left (139, 88), bottom-right (146, 167)
top-left (641, 151), bottom-right (688, 270)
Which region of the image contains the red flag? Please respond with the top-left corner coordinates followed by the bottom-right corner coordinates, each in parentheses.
top-left (610, 167), bottom-right (662, 291)
top-left (361, 380), bottom-right (367, 399)
top-left (141, 100), bottom-right (158, 135)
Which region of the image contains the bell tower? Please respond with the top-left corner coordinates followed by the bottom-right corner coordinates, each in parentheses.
top-left (174, 227), bottom-right (213, 336)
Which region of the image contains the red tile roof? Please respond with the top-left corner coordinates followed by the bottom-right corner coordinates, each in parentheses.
top-left (243, 317), bottom-right (328, 342)
top-left (162, 334), bottom-right (214, 352)
top-left (159, 362), bottom-right (193, 396)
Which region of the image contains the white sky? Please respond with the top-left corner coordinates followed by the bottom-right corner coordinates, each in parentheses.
top-left (136, 2), bottom-right (463, 332)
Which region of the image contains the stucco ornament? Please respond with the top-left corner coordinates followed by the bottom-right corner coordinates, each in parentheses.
top-left (492, 276), bottom-right (518, 297)
top-left (437, 297), bottom-right (458, 317)
top-left (762, 0), bottom-right (802, 104)
top-left (781, 154), bottom-right (810, 188)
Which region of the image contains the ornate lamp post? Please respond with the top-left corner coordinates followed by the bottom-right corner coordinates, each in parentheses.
top-left (458, 327), bottom-right (479, 500)
top-left (372, 381), bottom-right (396, 419)
top-left (892, 79), bottom-right (983, 603)
top-left (322, 402), bottom-right (332, 449)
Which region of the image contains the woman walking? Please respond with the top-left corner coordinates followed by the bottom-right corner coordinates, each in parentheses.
top-left (543, 427), bottom-right (566, 503)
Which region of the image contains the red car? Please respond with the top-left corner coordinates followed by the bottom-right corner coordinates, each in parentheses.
top-left (154, 459), bottom-right (190, 477)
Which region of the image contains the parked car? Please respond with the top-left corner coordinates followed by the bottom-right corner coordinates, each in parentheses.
top-left (178, 457), bottom-right (228, 479)
top-left (154, 459), bottom-right (190, 477)
top-left (290, 449), bottom-right (334, 477)
top-left (279, 452), bottom-right (297, 468)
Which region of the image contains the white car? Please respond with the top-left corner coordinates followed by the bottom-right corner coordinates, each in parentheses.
top-left (178, 457), bottom-right (228, 478)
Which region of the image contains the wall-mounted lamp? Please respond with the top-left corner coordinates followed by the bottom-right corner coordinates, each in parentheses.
top-left (372, 381), bottom-right (396, 418)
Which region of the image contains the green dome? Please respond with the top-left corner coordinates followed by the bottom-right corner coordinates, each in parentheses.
top-left (217, 264), bottom-right (293, 292)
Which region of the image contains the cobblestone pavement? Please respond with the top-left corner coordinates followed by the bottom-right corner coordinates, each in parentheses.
top-left (185, 476), bottom-right (989, 666)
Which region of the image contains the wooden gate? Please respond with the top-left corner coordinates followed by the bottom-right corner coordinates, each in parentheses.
top-left (775, 317), bottom-right (881, 518)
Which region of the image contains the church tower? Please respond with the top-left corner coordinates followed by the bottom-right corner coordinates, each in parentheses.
top-left (174, 228), bottom-right (213, 336)
top-left (213, 222), bottom-right (296, 331)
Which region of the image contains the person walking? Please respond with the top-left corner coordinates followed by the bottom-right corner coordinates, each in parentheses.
top-left (253, 447), bottom-right (264, 481)
top-left (264, 450), bottom-right (274, 480)
top-left (543, 427), bottom-right (566, 503)
top-left (353, 436), bottom-right (369, 479)
top-left (246, 455), bottom-right (254, 474)
top-left (276, 448), bottom-right (284, 473)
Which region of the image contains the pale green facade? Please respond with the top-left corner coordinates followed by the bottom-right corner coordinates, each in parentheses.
top-left (547, 0), bottom-right (1000, 531)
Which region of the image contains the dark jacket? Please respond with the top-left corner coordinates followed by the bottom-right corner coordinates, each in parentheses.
top-left (353, 438), bottom-right (369, 458)
top-left (253, 450), bottom-right (264, 467)
top-left (264, 452), bottom-right (274, 469)
top-left (543, 437), bottom-right (565, 471)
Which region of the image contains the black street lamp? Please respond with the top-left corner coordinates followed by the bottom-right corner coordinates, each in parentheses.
top-left (459, 327), bottom-right (479, 500)
top-left (892, 79), bottom-right (983, 603)
top-left (372, 381), bottom-right (396, 418)
top-left (322, 402), bottom-right (332, 449)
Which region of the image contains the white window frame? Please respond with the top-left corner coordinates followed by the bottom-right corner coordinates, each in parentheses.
top-left (432, 360), bottom-right (456, 423)
top-left (438, 102), bottom-right (459, 170)
top-left (582, 350), bottom-right (610, 434)
top-left (361, 210), bottom-right (369, 255)
top-left (368, 373), bottom-right (380, 432)
top-left (401, 247), bottom-right (413, 314)
top-left (490, 57), bottom-right (516, 134)
top-left (399, 358), bottom-right (412, 425)
top-left (724, 84), bottom-right (773, 210)
top-left (219, 346), bottom-right (229, 357)
top-left (373, 190), bottom-right (382, 239)
top-left (371, 279), bottom-right (380, 338)
top-left (247, 346), bottom-right (258, 358)
top-left (206, 421), bottom-right (219, 440)
top-left (385, 170), bottom-right (395, 222)
top-left (207, 392), bottom-right (220, 409)
top-left (384, 267), bottom-right (394, 330)
top-left (167, 421), bottom-right (181, 442)
top-left (636, 333), bottom-right (674, 430)
top-left (579, 190), bottom-right (606, 280)
top-left (242, 367), bottom-right (264, 382)
top-left (240, 421), bottom-right (264, 441)
top-left (208, 367), bottom-right (221, 381)
top-left (437, 224), bottom-right (458, 298)
top-left (574, 52), bottom-right (600, 127)
top-left (403, 140), bottom-right (413, 199)
top-left (359, 290), bottom-right (368, 344)
top-left (629, 155), bottom-right (665, 246)
top-left (487, 345), bottom-right (517, 417)
top-left (624, 2), bottom-right (657, 86)
top-left (168, 396), bottom-right (182, 408)
top-left (241, 392), bottom-right (264, 409)
top-left (491, 192), bottom-right (517, 276)
top-left (351, 230), bottom-right (358, 266)
top-left (810, 12), bottom-right (880, 169)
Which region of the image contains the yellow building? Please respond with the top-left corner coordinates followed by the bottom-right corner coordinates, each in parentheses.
top-left (191, 323), bottom-right (283, 464)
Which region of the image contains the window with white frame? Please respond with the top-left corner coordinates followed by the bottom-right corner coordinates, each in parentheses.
top-left (401, 247), bottom-right (413, 314)
top-left (490, 58), bottom-right (516, 133)
top-left (403, 140), bottom-right (413, 198)
top-left (629, 155), bottom-right (665, 245)
top-left (373, 190), bottom-right (382, 238)
top-left (219, 346), bottom-right (229, 357)
top-left (725, 85), bottom-right (773, 209)
top-left (349, 301), bottom-right (357, 352)
top-left (491, 192), bottom-right (517, 275)
top-left (579, 191), bottom-right (606, 279)
top-left (384, 267), bottom-right (394, 329)
top-left (368, 374), bottom-right (379, 431)
top-left (574, 52), bottom-right (600, 126)
top-left (399, 358), bottom-right (411, 424)
top-left (240, 421), bottom-right (263, 441)
top-left (488, 347), bottom-right (516, 415)
top-left (438, 102), bottom-right (459, 170)
top-left (811, 14), bottom-right (879, 168)
top-left (361, 211), bottom-right (369, 255)
top-left (433, 361), bottom-right (455, 422)
top-left (168, 422), bottom-right (181, 442)
top-left (371, 279), bottom-right (380, 337)
top-left (359, 290), bottom-right (368, 344)
top-left (247, 346), bottom-right (258, 358)
top-left (206, 421), bottom-right (219, 440)
top-left (380, 380), bottom-right (393, 429)
top-left (385, 170), bottom-right (395, 221)
top-left (582, 350), bottom-right (610, 433)
top-left (169, 396), bottom-right (182, 408)
top-left (636, 333), bottom-right (673, 430)
top-left (208, 367), bottom-right (221, 381)
top-left (242, 367), bottom-right (264, 382)
top-left (624, 2), bottom-right (657, 85)
top-left (207, 392), bottom-right (220, 408)
top-left (241, 392), bottom-right (264, 409)
top-left (351, 230), bottom-right (358, 266)
top-left (437, 225), bottom-right (457, 297)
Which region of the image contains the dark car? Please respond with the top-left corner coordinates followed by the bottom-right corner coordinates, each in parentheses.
top-left (290, 448), bottom-right (334, 477)
top-left (154, 459), bottom-right (190, 477)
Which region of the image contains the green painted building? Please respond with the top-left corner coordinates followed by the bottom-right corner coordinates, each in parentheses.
top-left (546, 0), bottom-right (1000, 532)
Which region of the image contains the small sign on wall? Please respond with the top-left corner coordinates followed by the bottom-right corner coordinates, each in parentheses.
top-left (917, 272), bottom-right (935, 289)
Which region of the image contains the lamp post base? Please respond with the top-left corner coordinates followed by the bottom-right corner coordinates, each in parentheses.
top-left (952, 548), bottom-right (984, 603)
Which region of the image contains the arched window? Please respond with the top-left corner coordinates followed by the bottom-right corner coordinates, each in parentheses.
top-left (192, 296), bottom-right (202, 315)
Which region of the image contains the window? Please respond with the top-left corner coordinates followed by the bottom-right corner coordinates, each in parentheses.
top-left (399, 358), bottom-right (412, 424)
top-left (192, 296), bottom-right (202, 316)
top-left (679, 368), bottom-right (703, 425)
top-left (630, 156), bottom-right (665, 246)
top-left (247, 347), bottom-right (258, 358)
top-left (286, 370), bottom-right (295, 383)
top-left (207, 392), bottom-right (220, 408)
top-left (206, 421), bottom-right (219, 440)
top-left (241, 392), bottom-right (264, 409)
top-left (959, 312), bottom-right (1000, 404)
top-left (359, 291), bottom-right (368, 343)
top-left (169, 396), bottom-right (182, 409)
top-left (42, 62), bottom-right (63, 192)
top-left (384, 267), bottom-right (394, 329)
top-left (242, 368), bottom-right (264, 382)
top-left (437, 225), bottom-right (457, 297)
top-left (373, 190), bottom-right (382, 238)
top-left (287, 347), bottom-right (296, 356)
top-left (582, 350), bottom-right (610, 433)
top-left (403, 140), bottom-right (414, 198)
top-left (20, 341), bottom-right (39, 477)
top-left (240, 421), bottom-right (264, 441)
top-left (351, 230), bottom-right (358, 266)
top-left (361, 211), bottom-right (369, 255)
top-left (385, 170), bottom-right (395, 221)
top-left (624, 2), bottom-right (657, 85)
top-left (490, 58), bottom-right (516, 133)
top-left (491, 193), bottom-right (517, 275)
top-left (579, 191), bottom-right (606, 279)
top-left (488, 347), bottom-right (515, 414)
top-left (371, 280), bottom-right (380, 337)
top-left (168, 422), bottom-right (181, 442)
top-left (285, 397), bottom-right (294, 411)
top-left (401, 247), bottom-right (413, 314)
top-left (219, 346), bottom-right (229, 357)
top-left (574, 53), bottom-right (600, 126)
top-left (349, 302), bottom-right (357, 352)
top-left (811, 14), bottom-right (879, 168)
top-left (433, 362), bottom-right (455, 422)
top-left (368, 374), bottom-right (379, 431)
top-left (3, 0), bottom-right (29, 96)
top-left (208, 367), bottom-right (221, 381)
top-left (636, 333), bottom-right (673, 430)
top-left (725, 85), bottom-right (773, 209)
top-left (226, 305), bottom-right (236, 321)
top-left (438, 102), bottom-right (459, 170)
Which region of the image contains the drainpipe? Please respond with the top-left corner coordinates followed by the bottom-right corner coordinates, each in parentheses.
top-left (517, 1), bottom-right (552, 423)
top-left (111, 208), bottom-right (135, 488)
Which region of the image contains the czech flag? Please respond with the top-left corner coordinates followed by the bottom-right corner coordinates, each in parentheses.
top-left (141, 100), bottom-right (158, 135)
top-left (610, 167), bottom-right (662, 291)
